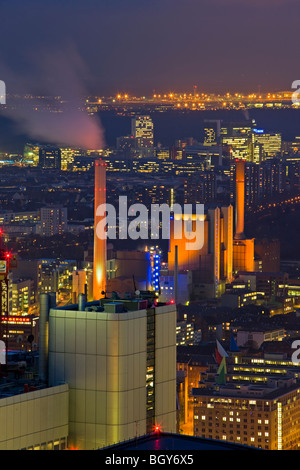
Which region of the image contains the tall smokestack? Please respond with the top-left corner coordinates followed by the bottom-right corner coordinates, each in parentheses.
top-left (93, 159), bottom-right (107, 299)
top-left (234, 159), bottom-right (245, 240)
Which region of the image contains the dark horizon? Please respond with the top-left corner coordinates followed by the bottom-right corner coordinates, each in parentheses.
top-left (0, 0), bottom-right (300, 98)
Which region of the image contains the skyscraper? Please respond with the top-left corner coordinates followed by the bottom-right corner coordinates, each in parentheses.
top-left (131, 115), bottom-right (154, 148)
top-left (38, 206), bottom-right (67, 237)
top-left (220, 122), bottom-right (254, 161)
top-left (253, 130), bottom-right (282, 159)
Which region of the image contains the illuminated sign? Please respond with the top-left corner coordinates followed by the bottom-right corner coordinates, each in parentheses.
top-left (2, 317), bottom-right (31, 323)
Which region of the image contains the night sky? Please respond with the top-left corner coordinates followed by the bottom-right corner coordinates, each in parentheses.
top-left (0, 0), bottom-right (300, 97)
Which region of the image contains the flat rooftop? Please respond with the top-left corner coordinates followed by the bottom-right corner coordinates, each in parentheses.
top-left (100, 432), bottom-right (256, 451)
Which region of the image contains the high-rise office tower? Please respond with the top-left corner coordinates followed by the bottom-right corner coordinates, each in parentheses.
top-left (220, 122), bottom-right (254, 161)
top-left (253, 130), bottom-right (282, 159)
top-left (93, 159), bottom-right (107, 300)
top-left (203, 119), bottom-right (221, 146)
top-left (131, 115), bottom-right (154, 148)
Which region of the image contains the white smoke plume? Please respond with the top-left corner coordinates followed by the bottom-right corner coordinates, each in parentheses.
top-left (0, 42), bottom-right (105, 150)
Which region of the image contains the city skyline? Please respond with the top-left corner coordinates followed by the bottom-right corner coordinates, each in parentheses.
top-left (2, 0), bottom-right (300, 454)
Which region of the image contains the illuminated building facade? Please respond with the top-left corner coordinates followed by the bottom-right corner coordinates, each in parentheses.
top-left (72, 269), bottom-right (87, 303)
top-left (184, 145), bottom-right (222, 169)
top-left (38, 206), bottom-right (67, 238)
top-left (147, 246), bottom-right (162, 294)
top-left (38, 146), bottom-right (61, 169)
top-left (183, 172), bottom-right (216, 205)
top-left (176, 321), bottom-right (201, 347)
top-left (45, 295), bottom-right (177, 450)
top-left (192, 383), bottom-right (300, 450)
top-left (233, 160), bottom-right (255, 273)
top-left (11, 278), bottom-right (35, 315)
top-left (0, 384), bottom-right (69, 450)
top-left (159, 271), bottom-right (192, 305)
top-left (131, 115), bottom-right (154, 148)
top-left (203, 119), bottom-right (221, 146)
top-left (220, 122), bottom-right (254, 161)
top-left (168, 204), bottom-right (233, 299)
top-left (59, 147), bottom-right (81, 170)
top-left (253, 130), bottom-right (282, 159)
top-left (232, 160), bottom-right (286, 209)
top-left (155, 147), bottom-right (170, 160)
top-left (0, 314), bottom-right (38, 351)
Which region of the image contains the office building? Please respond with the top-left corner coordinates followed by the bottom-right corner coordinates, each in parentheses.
top-left (253, 130), bottom-right (282, 159)
top-left (131, 115), bottom-right (154, 148)
top-left (203, 119), bottom-right (221, 146)
top-left (11, 278), bottom-right (35, 315)
top-left (192, 349), bottom-right (300, 451)
top-left (220, 122), bottom-right (254, 161)
top-left (184, 145), bottom-right (222, 169)
top-left (116, 135), bottom-right (136, 156)
top-left (60, 147), bottom-right (81, 170)
top-left (37, 206), bottom-right (67, 237)
top-left (38, 146), bottom-right (61, 169)
top-left (192, 381), bottom-right (300, 450)
top-left (43, 293), bottom-right (177, 450)
top-left (0, 383), bottom-right (69, 450)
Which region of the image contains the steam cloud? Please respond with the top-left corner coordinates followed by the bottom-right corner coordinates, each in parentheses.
top-left (0, 43), bottom-right (105, 151)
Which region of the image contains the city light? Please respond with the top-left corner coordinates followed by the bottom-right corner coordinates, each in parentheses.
top-left (0, 1), bottom-right (299, 452)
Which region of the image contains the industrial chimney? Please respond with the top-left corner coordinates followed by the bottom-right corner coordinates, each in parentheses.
top-left (234, 159), bottom-right (246, 240)
top-left (93, 159), bottom-right (107, 300)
